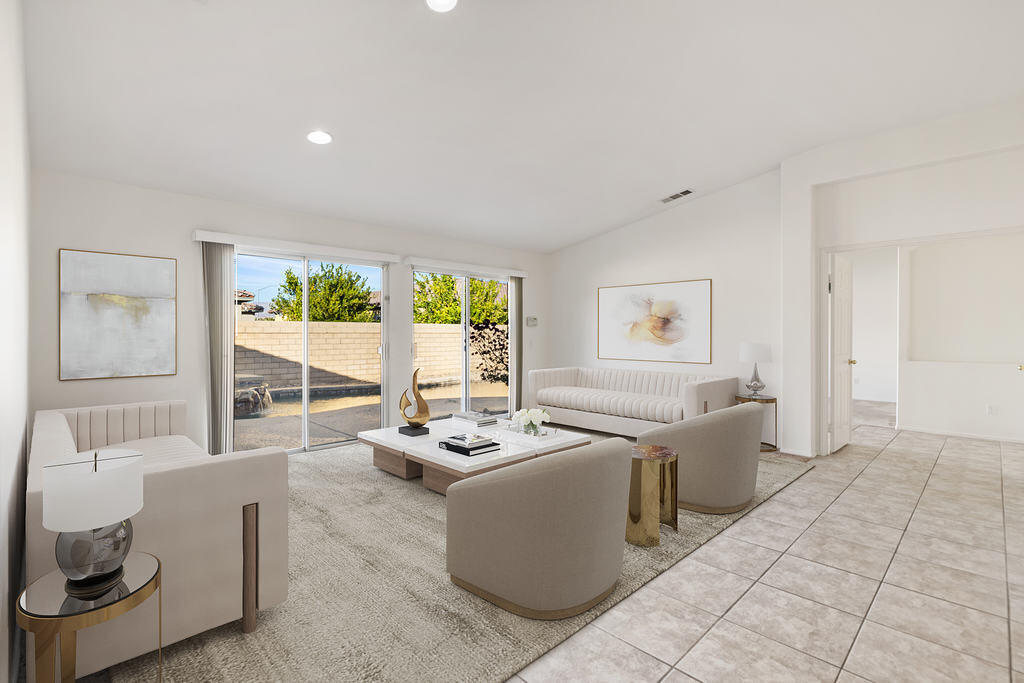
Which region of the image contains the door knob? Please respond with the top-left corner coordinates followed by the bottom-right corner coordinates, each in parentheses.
top-left (1019, 364), bottom-right (1024, 371)
top-left (848, 359), bottom-right (857, 365)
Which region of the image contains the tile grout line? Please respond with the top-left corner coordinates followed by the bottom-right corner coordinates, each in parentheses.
top-left (671, 430), bottom-right (901, 680)
top-left (1001, 441), bottom-right (1015, 675)
top-left (833, 433), bottom-right (948, 680)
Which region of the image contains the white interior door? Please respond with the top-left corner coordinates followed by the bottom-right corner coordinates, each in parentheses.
top-left (830, 253), bottom-right (854, 452)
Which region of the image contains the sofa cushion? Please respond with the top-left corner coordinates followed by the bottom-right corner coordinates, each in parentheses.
top-left (78, 434), bottom-right (208, 469)
top-left (536, 386), bottom-right (686, 423)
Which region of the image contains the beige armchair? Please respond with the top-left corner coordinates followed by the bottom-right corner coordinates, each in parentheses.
top-left (446, 438), bottom-right (632, 619)
top-left (638, 402), bottom-right (764, 514)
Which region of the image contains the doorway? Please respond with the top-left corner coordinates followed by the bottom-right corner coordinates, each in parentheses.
top-left (826, 247), bottom-right (899, 452)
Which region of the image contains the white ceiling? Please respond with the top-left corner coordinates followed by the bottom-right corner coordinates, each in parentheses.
top-left (24, 1), bottom-right (1024, 252)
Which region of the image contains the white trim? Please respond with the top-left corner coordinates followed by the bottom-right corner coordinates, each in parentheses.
top-left (404, 256), bottom-right (527, 280)
top-left (822, 222), bottom-right (1024, 254)
top-left (896, 424), bottom-right (1024, 445)
top-left (193, 229), bottom-right (400, 265)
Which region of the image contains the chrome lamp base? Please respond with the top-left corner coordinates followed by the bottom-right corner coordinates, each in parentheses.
top-left (745, 362), bottom-right (766, 397)
top-left (55, 519), bottom-right (133, 600)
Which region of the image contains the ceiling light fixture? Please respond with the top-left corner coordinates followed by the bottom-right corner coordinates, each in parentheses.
top-left (306, 130), bottom-right (333, 145)
top-left (426, 0), bottom-right (457, 12)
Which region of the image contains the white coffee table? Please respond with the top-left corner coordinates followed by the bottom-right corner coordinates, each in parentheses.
top-left (357, 418), bottom-right (592, 494)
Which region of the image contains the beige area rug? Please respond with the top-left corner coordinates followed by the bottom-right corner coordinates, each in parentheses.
top-left (106, 444), bottom-right (811, 683)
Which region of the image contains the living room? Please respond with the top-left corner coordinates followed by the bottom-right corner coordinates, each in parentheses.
top-left (4, 1), bottom-right (1024, 682)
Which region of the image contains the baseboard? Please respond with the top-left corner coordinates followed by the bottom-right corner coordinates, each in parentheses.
top-left (896, 423), bottom-right (1023, 444)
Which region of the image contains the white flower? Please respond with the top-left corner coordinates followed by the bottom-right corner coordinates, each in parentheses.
top-left (526, 408), bottom-right (549, 426)
top-left (511, 409), bottom-right (527, 426)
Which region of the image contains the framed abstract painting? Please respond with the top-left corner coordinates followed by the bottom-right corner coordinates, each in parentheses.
top-left (598, 278), bottom-right (711, 364)
top-left (59, 249), bottom-right (177, 380)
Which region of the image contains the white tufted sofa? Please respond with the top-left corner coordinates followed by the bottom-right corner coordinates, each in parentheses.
top-left (526, 367), bottom-right (739, 437)
top-left (25, 400), bottom-right (288, 677)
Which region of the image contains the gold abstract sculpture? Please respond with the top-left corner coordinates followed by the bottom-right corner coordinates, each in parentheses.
top-left (399, 368), bottom-right (431, 429)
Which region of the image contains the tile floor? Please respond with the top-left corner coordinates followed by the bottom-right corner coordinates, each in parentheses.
top-left (512, 425), bottom-right (1024, 682)
top-left (852, 400), bottom-right (897, 428)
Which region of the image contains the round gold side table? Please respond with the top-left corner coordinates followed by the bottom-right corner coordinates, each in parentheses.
top-left (17, 551), bottom-right (162, 683)
top-left (735, 393), bottom-right (778, 452)
top-left (626, 445), bottom-right (678, 547)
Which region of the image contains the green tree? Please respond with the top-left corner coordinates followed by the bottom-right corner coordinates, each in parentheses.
top-left (469, 278), bottom-right (508, 324)
top-left (272, 263), bottom-right (375, 322)
top-left (413, 273), bottom-right (462, 323)
top-left (412, 273), bottom-right (508, 324)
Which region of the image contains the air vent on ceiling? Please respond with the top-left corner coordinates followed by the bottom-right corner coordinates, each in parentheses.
top-left (660, 189), bottom-right (693, 204)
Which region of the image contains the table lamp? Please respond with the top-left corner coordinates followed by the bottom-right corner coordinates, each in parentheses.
top-left (739, 342), bottom-right (772, 397)
top-left (43, 449), bottom-right (143, 599)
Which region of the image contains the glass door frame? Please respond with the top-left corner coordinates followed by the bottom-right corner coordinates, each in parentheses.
top-left (234, 247), bottom-right (389, 454)
top-left (414, 268), bottom-right (515, 420)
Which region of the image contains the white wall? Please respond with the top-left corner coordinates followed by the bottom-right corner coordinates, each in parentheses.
top-left (546, 170), bottom-right (782, 442)
top-left (895, 233), bottom-right (1024, 441)
top-left (0, 0), bottom-right (28, 678)
top-left (906, 232), bottom-right (1024, 364)
top-left (781, 94), bottom-right (1024, 455)
top-left (849, 248), bottom-right (897, 403)
top-left (815, 145), bottom-right (1024, 249)
top-left (29, 170), bottom-right (551, 448)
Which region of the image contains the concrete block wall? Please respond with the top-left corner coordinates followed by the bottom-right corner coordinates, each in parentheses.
top-left (235, 319), bottom-right (478, 390)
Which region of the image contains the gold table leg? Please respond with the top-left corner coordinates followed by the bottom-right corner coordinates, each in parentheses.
top-left (660, 459), bottom-right (678, 530)
top-left (59, 631), bottom-right (76, 683)
top-left (627, 459), bottom-right (662, 546)
top-left (35, 633), bottom-right (56, 683)
top-left (158, 574), bottom-right (163, 682)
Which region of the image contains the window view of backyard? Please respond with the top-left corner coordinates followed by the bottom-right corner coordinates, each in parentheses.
top-left (233, 258), bottom-right (511, 452)
top-left (233, 255), bottom-right (384, 451)
top-left (413, 273), bottom-right (509, 420)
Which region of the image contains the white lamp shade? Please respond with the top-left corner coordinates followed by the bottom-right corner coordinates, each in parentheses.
top-left (739, 342), bottom-right (772, 363)
top-left (43, 449), bottom-right (143, 532)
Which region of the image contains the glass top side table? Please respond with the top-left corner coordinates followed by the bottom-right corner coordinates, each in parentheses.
top-left (17, 551), bottom-right (161, 682)
top-left (735, 393), bottom-right (778, 452)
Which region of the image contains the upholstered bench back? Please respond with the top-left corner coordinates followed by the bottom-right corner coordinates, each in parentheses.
top-left (59, 400), bottom-right (187, 451)
top-left (576, 367), bottom-right (718, 399)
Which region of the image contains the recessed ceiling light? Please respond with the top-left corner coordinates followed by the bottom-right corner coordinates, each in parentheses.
top-left (306, 130), bottom-right (333, 145)
top-left (426, 0), bottom-right (457, 12)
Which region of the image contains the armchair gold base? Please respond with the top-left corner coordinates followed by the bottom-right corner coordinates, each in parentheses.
top-left (450, 576), bottom-right (617, 620)
top-left (678, 497), bottom-right (753, 515)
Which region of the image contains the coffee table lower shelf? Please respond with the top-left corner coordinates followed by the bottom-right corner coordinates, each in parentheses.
top-left (366, 442), bottom-right (586, 495)
top-left (371, 445), bottom-right (423, 480)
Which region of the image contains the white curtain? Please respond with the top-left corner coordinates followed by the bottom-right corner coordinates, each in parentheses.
top-left (202, 241), bottom-right (234, 454)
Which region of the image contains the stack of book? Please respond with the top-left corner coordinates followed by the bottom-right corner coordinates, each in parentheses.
top-left (451, 410), bottom-right (498, 430)
top-left (439, 433), bottom-right (500, 456)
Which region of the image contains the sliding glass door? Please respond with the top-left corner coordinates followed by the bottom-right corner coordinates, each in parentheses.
top-left (307, 260), bottom-right (384, 446)
top-left (412, 272), bottom-right (464, 420)
top-left (233, 253), bottom-right (305, 451)
top-left (233, 253), bottom-right (384, 452)
top-left (413, 271), bottom-right (510, 420)
top-left (468, 277), bottom-right (509, 416)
